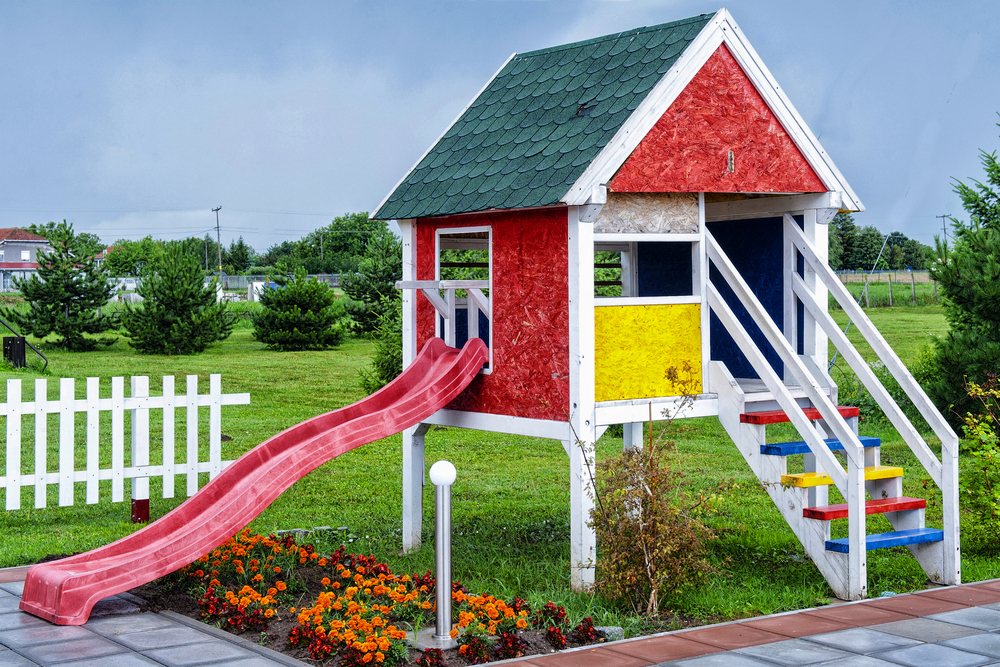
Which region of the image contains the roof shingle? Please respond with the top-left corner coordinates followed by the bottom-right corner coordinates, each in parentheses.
top-left (374, 12), bottom-right (715, 220)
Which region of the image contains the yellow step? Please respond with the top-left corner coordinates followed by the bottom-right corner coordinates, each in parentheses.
top-left (781, 466), bottom-right (904, 488)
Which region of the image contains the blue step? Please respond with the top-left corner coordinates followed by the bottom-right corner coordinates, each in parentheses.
top-left (825, 528), bottom-right (944, 553)
top-left (761, 436), bottom-right (881, 456)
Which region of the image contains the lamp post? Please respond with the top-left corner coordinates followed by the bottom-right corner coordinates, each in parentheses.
top-left (212, 206), bottom-right (223, 273)
top-left (416, 460), bottom-right (459, 650)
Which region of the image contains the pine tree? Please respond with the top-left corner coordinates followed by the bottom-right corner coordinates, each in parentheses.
top-left (252, 269), bottom-right (345, 351)
top-left (122, 244), bottom-right (234, 355)
top-left (1, 221), bottom-right (115, 351)
top-left (929, 124), bottom-right (1000, 427)
top-left (340, 226), bottom-right (402, 332)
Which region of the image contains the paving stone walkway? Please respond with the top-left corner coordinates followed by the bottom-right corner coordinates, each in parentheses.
top-left (2, 570), bottom-right (1000, 667)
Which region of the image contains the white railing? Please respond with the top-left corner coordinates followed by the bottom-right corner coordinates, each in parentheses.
top-left (782, 214), bottom-right (959, 582)
top-left (0, 375), bottom-right (250, 511)
top-left (395, 280), bottom-right (491, 347)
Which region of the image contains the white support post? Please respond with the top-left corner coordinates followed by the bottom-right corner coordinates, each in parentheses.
top-left (568, 206), bottom-right (597, 592)
top-left (85, 377), bottom-right (99, 505)
top-left (802, 209), bottom-right (829, 370)
top-left (400, 219), bottom-right (418, 370)
top-left (783, 215), bottom-right (798, 384)
top-left (131, 376), bottom-right (150, 521)
top-left (5, 379), bottom-right (21, 511)
top-left (402, 423), bottom-right (431, 553)
top-left (698, 193), bottom-right (711, 392)
top-left (622, 422), bottom-right (644, 450)
top-left (846, 451), bottom-right (868, 598)
top-left (33, 379), bottom-right (47, 509)
top-left (58, 378), bottom-right (74, 507)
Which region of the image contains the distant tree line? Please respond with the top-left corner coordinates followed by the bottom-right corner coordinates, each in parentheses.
top-left (828, 213), bottom-right (932, 271)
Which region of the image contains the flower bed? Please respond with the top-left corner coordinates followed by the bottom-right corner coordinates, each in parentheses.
top-left (131, 529), bottom-right (608, 666)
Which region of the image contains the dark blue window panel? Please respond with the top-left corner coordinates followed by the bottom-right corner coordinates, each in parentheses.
top-left (707, 217), bottom-right (784, 380)
top-left (440, 308), bottom-right (490, 350)
top-left (636, 242), bottom-right (692, 297)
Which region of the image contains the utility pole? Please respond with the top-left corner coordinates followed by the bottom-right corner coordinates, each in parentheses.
top-left (212, 206), bottom-right (223, 273)
top-left (937, 213), bottom-right (951, 244)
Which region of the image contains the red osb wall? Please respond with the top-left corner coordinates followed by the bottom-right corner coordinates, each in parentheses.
top-left (610, 44), bottom-right (826, 194)
top-left (415, 209), bottom-right (570, 422)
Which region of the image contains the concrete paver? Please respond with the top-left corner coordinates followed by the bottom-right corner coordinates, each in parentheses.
top-left (786, 627), bottom-right (921, 654)
top-left (928, 607), bottom-right (1000, 631)
top-left (870, 643), bottom-right (994, 667)
top-left (733, 638), bottom-right (852, 666)
top-left (940, 634), bottom-right (1000, 660)
top-left (141, 639), bottom-right (260, 667)
top-left (872, 617), bottom-right (980, 642)
top-left (17, 635), bottom-right (130, 665)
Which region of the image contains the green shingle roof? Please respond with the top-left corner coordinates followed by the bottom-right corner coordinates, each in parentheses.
top-left (374, 12), bottom-right (715, 221)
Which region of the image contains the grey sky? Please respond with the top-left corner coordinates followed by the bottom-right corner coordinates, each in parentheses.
top-left (1, 0), bottom-right (997, 254)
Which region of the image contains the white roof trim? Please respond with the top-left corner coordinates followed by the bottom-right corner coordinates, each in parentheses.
top-left (563, 8), bottom-right (865, 213)
top-left (372, 52), bottom-right (517, 220)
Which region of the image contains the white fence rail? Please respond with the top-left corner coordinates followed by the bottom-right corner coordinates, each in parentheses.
top-left (0, 374), bottom-right (250, 511)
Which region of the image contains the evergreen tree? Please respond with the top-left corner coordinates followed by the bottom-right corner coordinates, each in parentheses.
top-left (25, 221), bottom-right (105, 256)
top-left (928, 125), bottom-right (1000, 427)
top-left (122, 244), bottom-right (234, 355)
top-left (340, 226), bottom-right (402, 332)
top-left (359, 297), bottom-right (403, 394)
top-left (252, 269), bottom-right (345, 351)
top-left (0, 221), bottom-right (115, 351)
top-left (830, 213), bottom-right (858, 269)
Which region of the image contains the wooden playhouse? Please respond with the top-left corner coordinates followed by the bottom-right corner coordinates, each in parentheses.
top-left (373, 9), bottom-right (959, 600)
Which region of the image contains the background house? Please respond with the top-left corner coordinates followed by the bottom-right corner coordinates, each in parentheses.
top-left (0, 228), bottom-right (53, 291)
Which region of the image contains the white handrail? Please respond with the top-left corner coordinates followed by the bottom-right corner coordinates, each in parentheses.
top-left (783, 216), bottom-right (959, 455)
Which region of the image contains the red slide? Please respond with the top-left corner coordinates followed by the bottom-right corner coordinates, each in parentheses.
top-left (20, 337), bottom-right (488, 625)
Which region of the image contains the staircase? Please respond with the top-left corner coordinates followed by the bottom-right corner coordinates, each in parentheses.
top-left (706, 216), bottom-right (959, 600)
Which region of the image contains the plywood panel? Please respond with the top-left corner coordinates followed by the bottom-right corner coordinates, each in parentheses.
top-left (594, 193), bottom-right (699, 233)
top-left (416, 208), bottom-right (570, 421)
top-left (609, 44), bottom-right (826, 194)
top-left (595, 304), bottom-right (702, 402)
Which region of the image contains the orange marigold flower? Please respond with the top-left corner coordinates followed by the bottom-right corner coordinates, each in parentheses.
top-left (375, 651), bottom-right (385, 663)
top-left (276, 581), bottom-right (287, 591)
top-left (253, 574), bottom-right (263, 582)
top-left (273, 566), bottom-right (281, 573)
top-left (517, 618), bottom-right (528, 629)
top-left (341, 570), bottom-right (351, 578)
top-left (450, 628), bottom-right (459, 639)
top-left (318, 558), bottom-right (327, 566)
top-left (264, 609), bottom-right (275, 618)
top-left (321, 577), bottom-right (331, 586)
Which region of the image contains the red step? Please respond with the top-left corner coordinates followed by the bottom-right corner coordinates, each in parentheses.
top-left (740, 406), bottom-right (860, 424)
top-left (803, 496), bottom-right (926, 521)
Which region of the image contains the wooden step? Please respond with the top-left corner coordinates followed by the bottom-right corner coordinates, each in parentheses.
top-left (761, 436), bottom-right (880, 456)
top-left (782, 465), bottom-right (904, 488)
top-left (804, 496), bottom-right (926, 520)
top-left (825, 528), bottom-right (944, 553)
top-left (741, 406), bottom-right (860, 425)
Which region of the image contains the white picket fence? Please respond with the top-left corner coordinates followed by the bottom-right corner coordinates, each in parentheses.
top-left (0, 375), bottom-right (250, 511)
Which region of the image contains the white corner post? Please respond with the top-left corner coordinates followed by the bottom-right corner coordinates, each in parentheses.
top-left (397, 218), bottom-right (429, 553)
top-left (567, 206), bottom-right (597, 592)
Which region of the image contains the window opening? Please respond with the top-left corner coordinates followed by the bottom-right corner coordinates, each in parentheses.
top-left (436, 229), bottom-right (491, 369)
top-left (20, 250), bottom-right (29, 262)
top-left (594, 250), bottom-right (623, 297)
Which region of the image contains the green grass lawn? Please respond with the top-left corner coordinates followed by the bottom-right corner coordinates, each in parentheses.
top-left (0, 303), bottom-right (996, 636)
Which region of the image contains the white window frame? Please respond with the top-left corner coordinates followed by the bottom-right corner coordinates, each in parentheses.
top-left (435, 225), bottom-right (493, 373)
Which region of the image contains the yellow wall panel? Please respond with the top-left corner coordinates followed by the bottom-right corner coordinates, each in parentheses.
top-left (595, 304), bottom-right (702, 402)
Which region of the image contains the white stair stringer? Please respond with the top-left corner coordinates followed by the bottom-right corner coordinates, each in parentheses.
top-left (712, 362), bottom-right (851, 598)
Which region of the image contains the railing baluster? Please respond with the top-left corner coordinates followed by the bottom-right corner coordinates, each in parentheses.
top-left (162, 375), bottom-right (175, 499)
top-left (85, 377), bottom-right (99, 504)
top-left (209, 374), bottom-right (222, 480)
top-left (34, 379), bottom-right (47, 508)
top-left (6, 379), bottom-right (21, 511)
top-left (186, 375), bottom-right (199, 496)
top-left (58, 378), bottom-right (74, 507)
top-left (112, 377), bottom-right (124, 502)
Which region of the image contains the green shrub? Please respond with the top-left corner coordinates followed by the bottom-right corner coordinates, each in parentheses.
top-left (958, 378), bottom-right (1000, 554)
top-left (122, 245), bottom-right (234, 355)
top-left (252, 269), bottom-right (345, 351)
